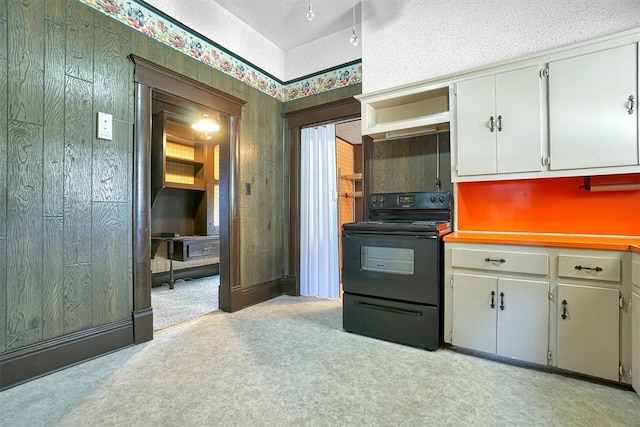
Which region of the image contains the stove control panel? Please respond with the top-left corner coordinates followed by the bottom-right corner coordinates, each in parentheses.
top-left (369, 191), bottom-right (451, 210)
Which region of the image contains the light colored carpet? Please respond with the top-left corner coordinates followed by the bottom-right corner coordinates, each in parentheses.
top-left (151, 275), bottom-right (219, 331)
top-left (1, 296), bottom-right (639, 426)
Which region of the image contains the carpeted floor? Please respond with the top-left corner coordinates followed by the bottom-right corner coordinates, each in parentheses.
top-left (1, 296), bottom-right (639, 426)
top-left (151, 275), bottom-right (220, 331)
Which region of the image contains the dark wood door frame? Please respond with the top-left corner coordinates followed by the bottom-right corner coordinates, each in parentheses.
top-left (130, 56), bottom-right (246, 342)
top-left (284, 97), bottom-right (363, 295)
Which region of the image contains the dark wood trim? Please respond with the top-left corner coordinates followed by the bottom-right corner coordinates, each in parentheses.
top-left (229, 278), bottom-right (287, 311)
top-left (218, 116), bottom-right (242, 312)
top-left (282, 275), bottom-right (297, 296)
top-left (284, 97), bottom-right (361, 296)
top-left (0, 321), bottom-right (133, 390)
top-left (133, 309), bottom-right (153, 345)
top-left (129, 55), bottom-right (246, 117)
top-left (132, 57), bottom-right (245, 323)
top-left (132, 82), bottom-right (154, 344)
top-left (151, 264), bottom-right (220, 287)
top-left (287, 126), bottom-right (301, 294)
top-left (362, 135), bottom-right (374, 221)
top-left (285, 97), bottom-right (360, 129)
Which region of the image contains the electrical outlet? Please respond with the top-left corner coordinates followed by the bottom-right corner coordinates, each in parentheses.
top-left (97, 112), bottom-right (113, 140)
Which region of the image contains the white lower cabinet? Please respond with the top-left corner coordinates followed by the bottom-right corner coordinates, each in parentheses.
top-left (632, 291), bottom-right (640, 394)
top-left (631, 252), bottom-right (640, 395)
top-left (452, 273), bottom-right (549, 365)
top-left (445, 242), bottom-right (631, 384)
top-left (556, 284), bottom-right (620, 381)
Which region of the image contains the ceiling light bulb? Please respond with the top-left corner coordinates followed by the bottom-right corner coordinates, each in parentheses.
top-left (350, 28), bottom-right (359, 46)
top-left (349, 0), bottom-right (359, 46)
top-left (306, 3), bottom-right (315, 21)
top-left (192, 114), bottom-right (220, 133)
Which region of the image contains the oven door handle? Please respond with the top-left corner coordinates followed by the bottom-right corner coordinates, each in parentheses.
top-left (353, 300), bottom-right (423, 316)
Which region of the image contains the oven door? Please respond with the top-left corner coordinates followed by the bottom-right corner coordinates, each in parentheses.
top-left (341, 230), bottom-right (442, 305)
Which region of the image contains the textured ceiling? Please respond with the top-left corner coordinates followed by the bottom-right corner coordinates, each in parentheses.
top-left (336, 119), bottom-right (361, 145)
top-left (211, 0), bottom-right (361, 50)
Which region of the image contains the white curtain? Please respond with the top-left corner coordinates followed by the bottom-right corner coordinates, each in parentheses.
top-left (300, 124), bottom-right (340, 299)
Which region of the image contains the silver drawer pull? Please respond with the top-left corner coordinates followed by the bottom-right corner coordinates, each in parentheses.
top-left (203, 247), bottom-right (211, 251)
top-left (484, 257), bottom-right (505, 263)
top-left (574, 265), bottom-right (602, 272)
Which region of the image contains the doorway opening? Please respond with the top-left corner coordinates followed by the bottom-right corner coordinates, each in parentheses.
top-left (285, 97), bottom-right (362, 298)
top-left (149, 90), bottom-right (223, 331)
top-left (297, 117), bottom-right (363, 300)
top-left (130, 55), bottom-right (245, 344)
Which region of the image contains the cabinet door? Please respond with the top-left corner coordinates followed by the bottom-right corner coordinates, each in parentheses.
top-left (456, 75), bottom-right (497, 176)
top-left (557, 284), bottom-right (620, 381)
top-left (632, 291), bottom-right (640, 396)
top-left (549, 44), bottom-right (638, 170)
top-left (452, 273), bottom-right (497, 354)
top-left (496, 278), bottom-right (549, 365)
top-left (495, 66), bottom-right (543, 174)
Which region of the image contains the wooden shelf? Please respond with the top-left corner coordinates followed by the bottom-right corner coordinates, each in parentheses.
top-left (163, 181), bottom-right (206, 192)
top-left (166, 155), bottom-right (204, 168)
top-left (340, 173), bottom-right (362, 181)
top-left (166, 132), bottom-right (197, 146)
top-left (357, 84), bottom-right (451, 141)
top-left (343, 191), bottom-right (362, 198)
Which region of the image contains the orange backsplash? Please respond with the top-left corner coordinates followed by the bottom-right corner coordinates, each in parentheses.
top-left (457, 174), bottom-right (640, 236)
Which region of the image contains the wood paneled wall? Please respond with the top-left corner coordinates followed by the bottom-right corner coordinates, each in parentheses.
top-left (371, 132), bottom-right (452, 194)
top-left (1, 0), bottom-right (287, 353)
top-left (1, 0), bottom-right (133, 353)
top-left (0, 2), bottom-right (7, 353)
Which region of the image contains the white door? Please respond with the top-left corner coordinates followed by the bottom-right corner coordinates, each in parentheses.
top-left (495, 66), bottom-right (543, 174)
top-left (452, 273), bottom-right (497, 354)
top-left (549, 44), bottom-right (638, 170)
top-left (557, 284), bottom-right (620, 381)
top-left (496, 278), bottom-right (549, 365)
top-left (456, 75), bottom-right (497, 176)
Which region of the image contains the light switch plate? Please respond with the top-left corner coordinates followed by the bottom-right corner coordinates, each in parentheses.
top-left (97, 112), bottom-right (113, 140)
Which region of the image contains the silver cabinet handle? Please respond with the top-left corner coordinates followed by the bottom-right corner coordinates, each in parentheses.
top-left (489, 116), bottom-right (495, 132)
top-left (497, 115), bottom-right (503, 131)
top-left (628, 95), bottom-right (635, 115)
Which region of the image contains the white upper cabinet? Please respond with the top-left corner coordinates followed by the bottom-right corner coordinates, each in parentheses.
top-left (456, 65), bottom-right (543, 176)
top-left (357, 85), bottom-right (451, 142)
top-left (548, 44), bottom-right (638, 171)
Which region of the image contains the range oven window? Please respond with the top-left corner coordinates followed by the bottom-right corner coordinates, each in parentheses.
top-left (360, 246), bottom-right (414, 275)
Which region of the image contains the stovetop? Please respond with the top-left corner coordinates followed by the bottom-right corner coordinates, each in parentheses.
top-left (343, 220), bottom-right (451, 236)
top-left (344, 191), bottom-right (452, 236)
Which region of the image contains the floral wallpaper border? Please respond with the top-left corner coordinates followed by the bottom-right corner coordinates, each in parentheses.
top-left (79, 0), bottom-right (362, 102)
